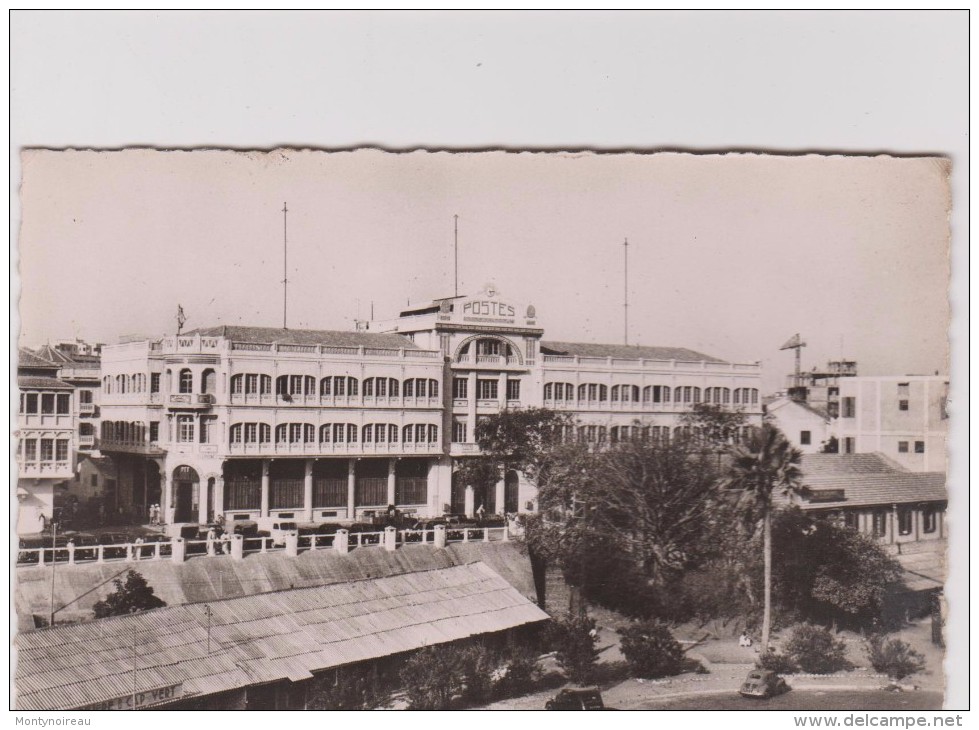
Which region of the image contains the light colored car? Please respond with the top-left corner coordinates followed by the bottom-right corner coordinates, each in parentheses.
top-left (739, 669), bottom-right (790, 699)
top-left (269, 521), bottom-right (298, 546)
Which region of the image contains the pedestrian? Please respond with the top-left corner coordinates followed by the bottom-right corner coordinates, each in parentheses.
top-left (133, 536), bottom-right (144, 561)
top-left (220, 530), bottom-right (231, 555)
top-left (206, 527), bottom-right (217, 556)
top-left (739, 632), bottom-right (753, 648)
top-left (147, 503), bottom-right (154, 525)
top-left (476, 503), bottom-right (486, 522)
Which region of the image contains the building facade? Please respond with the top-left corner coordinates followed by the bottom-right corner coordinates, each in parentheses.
top-left (16, 350), bottom-right (74, 534)
top-left (765, 396), bottom-right (832, 454)
top-left (833, 375), bottom-right (949, 472)
top-left (95, 287), bottom-right (764, 531)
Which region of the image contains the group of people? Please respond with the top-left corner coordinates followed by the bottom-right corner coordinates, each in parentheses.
top-left (205, 526), bottom-right (232, 555)
top-left (147, 503), bottom-right (163, 526)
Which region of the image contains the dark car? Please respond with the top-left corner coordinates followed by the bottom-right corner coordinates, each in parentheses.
top-left (98, 532), bottom-right (134, 559)
top-left (347, 523), bottom-right (382, 545)
top-left (739, 669), bottom-right (791, 699)
top-left (140, 533), bottom-right (172, 557)
top-left (545, 687), bottom-right (606, 711)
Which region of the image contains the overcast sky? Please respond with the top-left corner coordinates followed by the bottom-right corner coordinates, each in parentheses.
top-left (17, 149), bottom-right (949, 393)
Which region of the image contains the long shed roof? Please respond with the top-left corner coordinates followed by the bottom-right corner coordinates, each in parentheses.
top-left (187, 325), bottom-right (419, 350)
top-left (14, 562), bottom-right (548, 711)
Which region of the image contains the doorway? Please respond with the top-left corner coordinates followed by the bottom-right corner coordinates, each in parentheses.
top-left (173, 465), bottom-right (200, 523)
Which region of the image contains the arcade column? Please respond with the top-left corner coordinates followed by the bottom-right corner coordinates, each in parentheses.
top-left (387, 459), bottom-right (397, 506)
top-left (303, 460), bottom-right (314, 522)
top-left (347, 459), bottom-right (356, 520)
top-left (260, 460), bottom-right (270, 519)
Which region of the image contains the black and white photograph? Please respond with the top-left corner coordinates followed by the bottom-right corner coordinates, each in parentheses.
top-left (10, 10), bottom-right (967, 721)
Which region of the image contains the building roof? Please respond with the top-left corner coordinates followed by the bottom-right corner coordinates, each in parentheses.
top-left (791, 471), bottom-right (948, 510)
top-left (541, 340), bottom-right (727, 363)
top-left (33, 344), bottom-right (100, 367)
top-left (17, 349), bottom-right (59, 372)
top-left (14, 562), bottom-right (548, 711)
top-left (799, 453), bottom-right (907, 477)
top-left (767, 397), bottom-right (830, 421)
top-left (187, 325), bottom-right (420, 350)
top-left (17, 376), bottom-right (73, 390)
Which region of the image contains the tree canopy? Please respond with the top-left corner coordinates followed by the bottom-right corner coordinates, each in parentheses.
top-left (92, 570), bottom-right (166, 618)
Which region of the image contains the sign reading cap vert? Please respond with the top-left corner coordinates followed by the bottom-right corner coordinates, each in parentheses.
top-left (442, 284), bottom-right (538, 328)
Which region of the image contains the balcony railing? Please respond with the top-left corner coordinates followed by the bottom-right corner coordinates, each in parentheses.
top-left (78, 402), bottom-right (96, 415)
top-left (227, 441), bottom-right (442, 457)
top-left (78, 435), bottom-right (96, 448)
top-left (541, 354), bottom-right (762, 374)
top-left (20, 461), bottom-right (72, 478)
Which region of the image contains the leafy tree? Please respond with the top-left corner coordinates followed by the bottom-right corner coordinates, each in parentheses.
top-left (757, 650), bottom-right (798, 674)
top-left (455, 408), bottom-right (575, 512)
top-left (866, 635), bottom-right (926, 681)
top-left (530, 435), bottom-right (726, 605)
top-left (722, 425), bottom-right (804, 652)
top-left (493, 644), bottom-right (541, 698)
top-left (458, 644), bottom-right (496, 704)
top-left (820, 436), bottom-right (840, 454)
top-left (680, 403), bottom-right (747, 448)
top-left (617, 621), bottom-right (684, 678)
top-left (784, 623), bottom-right (853, 674)
top-left (92, 570), bottom-right (165, 618)
top-left (544, 614), bottom-right (600, 684)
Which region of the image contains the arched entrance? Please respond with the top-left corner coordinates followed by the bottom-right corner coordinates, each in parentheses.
top-left (172, 465), bottom-right (200, 523)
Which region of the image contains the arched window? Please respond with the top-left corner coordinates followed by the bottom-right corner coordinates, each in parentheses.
top-left (389, 379), bottom-right (399, 398)
top-left (429, 379), bottom-right (439, 398)
top-left (304, 424), bottom-right (315, 443)
top-left (610, 426), bottom-right (619, 443)
top-left (599, 385), bottom-right (608, 402)
top-left (693, 387), bottom-right (701, 404)
top-left (320, 424), bottom-right (332, 443)
top-left (179, 369), bottom-right (193, 394)
top-left (723, 388), bottom-right (731, 404)
top-left (416, 379), bottom-right (427, 398)
top-left (305, 376), bottom-right (315, 396)
top-left (751, 389), bottom-right (759, 405)
top-left (103, 375), bottom-right (112, 393)
top-left (333, 424), bottom-right (346, 443)
top-left (275, 424), bottom-right (288, 443)
top-left (202, 369), bottom-right (216, 394)
top-left (230, 424), bottom-right (243, 443)
top-left (544, 383), bottom-right (553, 400)
top-left (347, 424), bottom-right (358, 443)
top-left (231, 374), bottom-right (244, 394)
top-left (376, 378), bottom-right (387, 397)
top-left (428, 425), bottom-right (438, 443)
top-left (363, 424), bottom-right (374, 443)
top-left (611, 386), bottom-right (620, 402)
top-left (578, 384), bottom-right (588, 401)
top-left (260, 375), bottom-right (272, 394)
top-left (363, 378), bottom-right (374, 397)
top-left (388, 424), bottom-right (398, 443)
top-left (320, 377), bottom-right (332, 396)
top-left (403, 424), bottom-right (414, 443)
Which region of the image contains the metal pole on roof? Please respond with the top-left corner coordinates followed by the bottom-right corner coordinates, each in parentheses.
top-left (49, 521), bottom-right (57, 627)
top-left (204, 604), bottom-right (213, 655)
top-left (623, 238), bottom-right (629, 346)
top-left (454, 215), bottom-right (459, 297)
top-left (131, 612), bottom-right (138, 710)
top-left (282, 203), bottom-right (289, 330)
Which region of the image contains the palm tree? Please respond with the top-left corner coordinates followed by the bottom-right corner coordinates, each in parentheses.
top-left (723, 424), bottom-right (804, 652)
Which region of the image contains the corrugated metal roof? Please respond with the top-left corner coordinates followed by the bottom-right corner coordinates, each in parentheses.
top-left (799, 453), bottom-right (907, 476)
top-left (540, 340), bottom-right (727, 363)
top-left (14, 563), bottom-right (548, 711)
top-left (18, 376), bottom-right (73, 390)
top-left (18, 348), bottom-right (59, 370)
top-left (186, 325), bottom-right (419, 350)
top-left (784, 471), bottom-right (947, 509)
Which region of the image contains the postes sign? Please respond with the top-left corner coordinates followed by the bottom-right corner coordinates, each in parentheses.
top-left (76, 682), bottom-right (184, 711)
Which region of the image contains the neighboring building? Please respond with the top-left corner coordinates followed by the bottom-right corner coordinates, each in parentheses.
top-left (786, 359), bottom-right (857, 418)
top-left (34, 343), bottom-right (101, 459)
top-left (765, 396), bottom-right (832, 454)
top-left (14, 562), bottom-right (548, 711)
top-left (791, 453), bottom-right (947, 551)
top-left (97, 286), bottom-right (764, 529)
top-left (16, 349), bottom-right (74, 534)
top-left (833, 375), bottom-right (949, 472)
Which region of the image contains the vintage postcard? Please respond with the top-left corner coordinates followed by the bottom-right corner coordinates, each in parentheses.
top-left (13, 149), bottom-right (951, 711)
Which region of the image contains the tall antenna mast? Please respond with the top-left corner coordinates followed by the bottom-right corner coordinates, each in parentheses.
top-left (282, 202), bottom-right (289, 329)
top-left (454, 214), bottom-right (459, 297)
top-left (623, 238), bottom-right (629, 345)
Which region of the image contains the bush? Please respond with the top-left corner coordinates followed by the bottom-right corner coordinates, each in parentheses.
top-left (785, 623), bottom-right (853, 674)
top-left (757, 650), bottom-right (798, 674)
top-left (458, 644), bottom-right (496, 705)
top-left (866, 635), bottom-right (926, 681)
top-left (400, 645), bottom-right (466, 710)
top-left (494, 644), bottom-right (541, 698)
top-left (544, 614), bottom-right (600, 684)
top-left (617, 620), bottom-right (684, 678)
top-left (306, 665), bottom-right (386, 710)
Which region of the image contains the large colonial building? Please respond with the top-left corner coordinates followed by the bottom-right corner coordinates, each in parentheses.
top-left (94, 287), bottom-right (764, 532)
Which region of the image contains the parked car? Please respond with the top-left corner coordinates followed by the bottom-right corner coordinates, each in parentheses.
top-left (98, 532), bottom-right (134, 559)
top-left (545, 687), bottom-right (606, 711)
top-left (739, 669), bottom-right (791, 699)
top-left (269, 521), bottom-right (298, 546)
top-left (347, 523), bottom-right (382, 545)
top-left (141, 533), bottom-right (172, 557)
